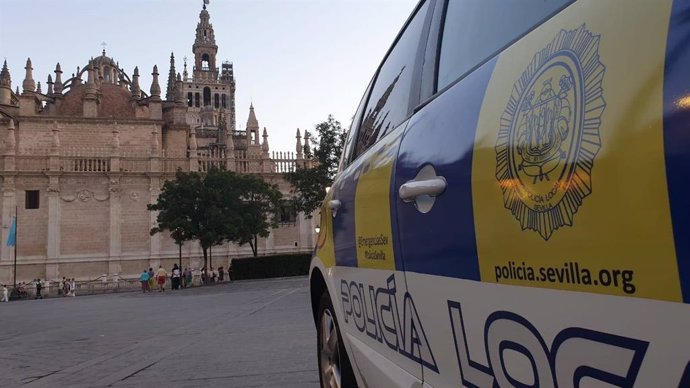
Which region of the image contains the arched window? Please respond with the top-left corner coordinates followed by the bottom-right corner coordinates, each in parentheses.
top-left (201, 53), bottom-right (210, 70)
top-left (187, 92), bottom-right (193, 107)
top-left (203, 87), bottom-right (211, 106)
top-left (195, 93), bottom-right (200, 107)
top-left (221, 94), bottom-right (226, 108)
top-left (214, 94), bottom-right (220, 108)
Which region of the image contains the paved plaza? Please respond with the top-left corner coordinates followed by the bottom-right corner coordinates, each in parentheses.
top-left (0, 277), bottom-right (319, 387)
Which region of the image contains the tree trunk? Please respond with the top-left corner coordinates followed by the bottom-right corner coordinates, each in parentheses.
top-left (202, 246), bottom-right (208, 270)
top-left (209, 245), bottom-right (213, 269)
top-left (178, 243), bottom-right (182, 270)
top-left (251, 235), bottom-right (258, 257)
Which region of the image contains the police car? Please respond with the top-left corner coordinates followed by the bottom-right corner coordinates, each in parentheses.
top-left (309, 0), bottom-right (690, 387)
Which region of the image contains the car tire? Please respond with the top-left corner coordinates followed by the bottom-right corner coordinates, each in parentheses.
top-left (317, 291), bottom-right (357, 388)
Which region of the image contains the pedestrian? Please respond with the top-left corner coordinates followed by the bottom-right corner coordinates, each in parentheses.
top-left (1, 284), bottom-right (8, 302)
top-left (171, 264), bottom-right (181, 290)
top-left (147, 267), bottom-right (155, 290)
top-left (218, 266), bottom-right (224, 282)
top-left (185, 268), bottom-right (193, 288)
top-left (228, 260), bottom-right (234, 282)
top-left (35, 279), bottom-right (43, 299)
top-left (63, 277), bottom-right (70, 297)
top-left (211, 267), bottom-right (217, 284)
top-left (69, 278), bottom-right (76, 297)
top-left (58, 277), bottom-right (64, 296)
top-left (139, 269), bottom-right (150, 293)
top-left (156, 265), bottom-right (167, 292)
top-left (201, 267), bottom-right (207, 285)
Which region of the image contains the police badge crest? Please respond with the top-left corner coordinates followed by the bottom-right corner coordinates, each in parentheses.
top-left (495, 25), bottom-right (606, 240)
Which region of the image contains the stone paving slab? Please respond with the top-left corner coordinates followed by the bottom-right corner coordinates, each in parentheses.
top-left (0, 277), bottom-right (319, 387)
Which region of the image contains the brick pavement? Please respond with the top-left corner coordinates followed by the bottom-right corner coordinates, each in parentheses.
top-left (0, 277), bottom-right (319, 387)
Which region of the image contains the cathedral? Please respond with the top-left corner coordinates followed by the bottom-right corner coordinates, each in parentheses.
top-left (0, 3), bottom-right (314, 284)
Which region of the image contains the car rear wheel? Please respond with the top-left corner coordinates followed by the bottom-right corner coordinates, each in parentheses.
top-left (317, 291), bottom-right (356, 388)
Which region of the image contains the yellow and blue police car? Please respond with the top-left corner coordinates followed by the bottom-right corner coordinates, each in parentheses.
top-left (309, 0), bottom-right (690, 387)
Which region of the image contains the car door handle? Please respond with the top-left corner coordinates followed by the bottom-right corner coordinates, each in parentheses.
top-left (398, 177), bottom-right (447, 202)
top-left (328, 199), bottom-right (341, 210)
top-left (398, 164), bottom-right (446, 213)
top-left (328, 199), bottom-right (341, 217)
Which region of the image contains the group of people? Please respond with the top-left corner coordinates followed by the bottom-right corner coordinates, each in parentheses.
top-left (58, 277), bottom-right (76, 297)
top-left (200, 266), bottom-right (228, 285)
top-left (139, 264), bottom-right (194, 293)
top-left (0, 277), bottom-right (75, 302)
top-left (138, 263), bottom-right (233, 293)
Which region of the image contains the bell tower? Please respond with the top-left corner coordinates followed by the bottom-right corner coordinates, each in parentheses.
top-left (183, 0), bottom-right (237, 149)
top-left (192, 2), bottom-right (218, 82)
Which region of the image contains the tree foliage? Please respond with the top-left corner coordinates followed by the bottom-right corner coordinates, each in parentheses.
top-left (285, 115), bottom-right (346, 217)
top-left (235, 174), bottom-right (283, 257)
top-left (148, 168), bottom-right (283, 265)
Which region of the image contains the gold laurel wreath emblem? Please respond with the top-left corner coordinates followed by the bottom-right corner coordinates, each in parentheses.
top-left (495, 25), bottom-right (606, 240)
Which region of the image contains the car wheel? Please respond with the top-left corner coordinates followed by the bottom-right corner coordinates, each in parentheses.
top-left (317, 291), bottom-right (357, 388)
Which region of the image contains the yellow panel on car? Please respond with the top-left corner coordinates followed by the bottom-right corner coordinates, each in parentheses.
top-left (471, 0), bottom-right (682, 302)
top-left (353, 127), bottom-right (404, 270)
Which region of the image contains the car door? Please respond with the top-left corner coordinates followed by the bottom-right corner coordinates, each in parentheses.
top-left (392, 0), bottom-right (571, 386)
top-left (325, 1), bottom-right (435, 386)
top-left (394, 0), bottom-right (690, 387)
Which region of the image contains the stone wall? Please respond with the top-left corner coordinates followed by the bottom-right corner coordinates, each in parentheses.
top-left (16, 176), bottom-right (48, 257)
top-left (120, 177), bottom-right (150, 254)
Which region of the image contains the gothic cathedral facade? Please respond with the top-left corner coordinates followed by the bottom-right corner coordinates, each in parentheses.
top-left (0, 3), bottom-right (314, 283)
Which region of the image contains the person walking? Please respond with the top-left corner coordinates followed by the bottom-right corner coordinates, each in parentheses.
top-left (1, 284), bottom-right (8, 302)
top-left (69, 278), bottom-right (76, 297)
top-left (171, 264), bottom-right (181, 290)
top-left (218, 266), bottom-right (224, 282)
top-left (210, 268), bottom-right (217, 284)
top-left (35, 279), bottom-right (43, 299)
top-left (185, 268), bottom-right (193, 288)
top-left (148, 268), bottom-right (155, 291)
top-left (62, 277), bottom-right (69, 297)
top-left (139, 270), bottom-right (150, 293)
top-left (156, 266), bottom-right (167, 292)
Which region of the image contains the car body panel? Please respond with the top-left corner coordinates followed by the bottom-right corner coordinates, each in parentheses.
top-left (311, 0), bottom-right (690, 386)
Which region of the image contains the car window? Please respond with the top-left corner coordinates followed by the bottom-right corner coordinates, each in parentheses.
top-left (339, 80), bottom-right (373, 171)
top-left (352, 0), bottom-right (430, 160)
top-left (437, 0), bottom-right (572, 91)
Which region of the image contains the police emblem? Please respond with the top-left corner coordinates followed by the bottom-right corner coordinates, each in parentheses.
top-left (495, 25), bottom-right (606, 240)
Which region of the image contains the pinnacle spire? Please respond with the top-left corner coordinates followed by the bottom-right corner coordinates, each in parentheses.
top-left (166, 52), bottom-right (176, 101)
top-left (53, 63), bottom-right (63, 94)
top-left (296, 128), bottom-right (303, 157)
top-left (47, 74), bottom-right (54, 95)
top-left (0, 60), bottom-right (11, 87)
top-left (150, 65), bottom-right (161, 100)
top-left (247, 103), bottom-right (259, 129)
top-left (261, 127), bottom-right (269, 153)
top-left (23, 57), bottom-right (35, 92)
top-left (131, 66), bottom-right (141, 99)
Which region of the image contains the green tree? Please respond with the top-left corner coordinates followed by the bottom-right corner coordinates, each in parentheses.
top-left (234, 174), bottom-right (283, 257)
top-left (148, 168), bottom-right (241, 269)
top-left (149, 168), bottom-right (283, 264)
top-left (285, 115), bottom-right (346, 217)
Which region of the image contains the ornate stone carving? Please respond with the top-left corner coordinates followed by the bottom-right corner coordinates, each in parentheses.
top-left (60, 189), bottom-right (109, 202)
top-left (77, 189), bottom-right (92, 202)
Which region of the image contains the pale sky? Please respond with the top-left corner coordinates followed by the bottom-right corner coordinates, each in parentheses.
top-left (0, 0), bottom-right (418, 154)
